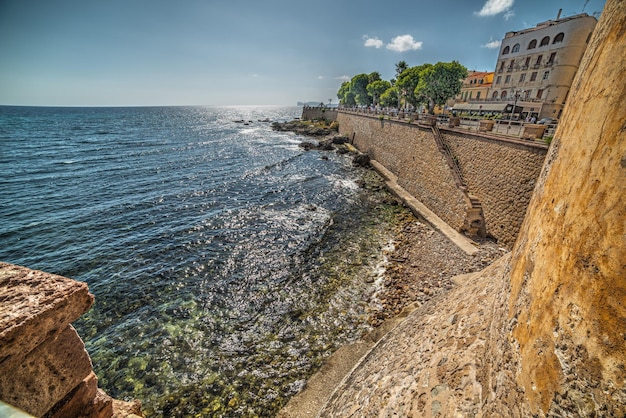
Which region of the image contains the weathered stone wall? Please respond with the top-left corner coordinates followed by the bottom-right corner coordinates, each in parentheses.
top-left (301, 107), bottom-right (338, 122)
top-left (337, 113), bottom-right (547, 247)
top-left (320, 2), bottom-right (625, 416)
top-left (506, 1), bottom-right (626, 414)
top-left (0, 262), bottom-right (143, 418)
top-left (441, 130), bottom-right (547, 246)
top-left (337, 114), bottom-right (467, 232)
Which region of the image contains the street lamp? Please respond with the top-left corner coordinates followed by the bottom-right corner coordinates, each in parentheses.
top-left (508, 89), bottom-right (526, 133)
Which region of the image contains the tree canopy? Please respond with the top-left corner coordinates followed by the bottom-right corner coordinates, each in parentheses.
top-left (414, 61), bottom-right (467, 114)
top-left (336, 61), bottom-right (467, 112)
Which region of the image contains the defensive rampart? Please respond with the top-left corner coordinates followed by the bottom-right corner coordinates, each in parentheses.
top-left (336, 112), bottom-right (547, 247)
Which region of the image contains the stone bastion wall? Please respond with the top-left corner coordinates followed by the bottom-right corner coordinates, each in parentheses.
top-left (335, 112), bottom-right (547, 247)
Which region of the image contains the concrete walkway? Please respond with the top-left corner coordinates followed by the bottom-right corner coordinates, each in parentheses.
top-left (368, 160), bottom-right (479, 256)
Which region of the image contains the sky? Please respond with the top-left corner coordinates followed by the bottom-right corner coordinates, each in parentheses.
top-left (0, 0), bottom-right (606, 106)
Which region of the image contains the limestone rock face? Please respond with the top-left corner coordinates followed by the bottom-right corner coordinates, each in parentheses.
top-left (0, 262), bottom-right (94, 369)
top-left (0, 263), bottom-right (144, 417)
top-left (507, 2), bottom-right (626, 415)
top-left (0, 325), bottom-right (93, 416)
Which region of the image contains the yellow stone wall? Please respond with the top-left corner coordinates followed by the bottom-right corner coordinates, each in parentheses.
top-left (508, 1), bottom-right (626, 414)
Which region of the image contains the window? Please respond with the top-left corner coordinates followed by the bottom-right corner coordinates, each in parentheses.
top-left (512, 43), bottom-right (521, 53)
top-left (524, 90), bottom-right (531, 100)
top-left (492, 91), bottom-right (499, 99)
top-left (540, 36), bottom-right (550, 46)
top-left (530, 72), bottom-right (538, 81)
top-left (535, 55), bottom-right (543, 66)
top-left (502, 45), bottom-right (510, 54)
top-left (496, 75), bottom-right (502, 84)
top-left (528, 39), bottom-right (537, 49)
top-left (469, 92), bottom-right (473, 99)
top-left (501, 91), bottom-right (508, 99)
top-left (508, 60), bottom-right (514, 71)
top-left (525, 57), bottom-right (531, 67)
top-left (499, 61), bottom-right (505, 71)
top-left (476, 92), bottom-right (481, 99)
top-left (536, 89), bottom-right (544, 99)
top-left (547, 52), bottom-right (556, 64)
top-left (505, 75), bottom-right (511, 83)
top-left (519, 73), bottom-right (526, 82)
top-left (543, 71), bottom-right (550, 80)
top-left (553, 32), bottom-right (564, 43)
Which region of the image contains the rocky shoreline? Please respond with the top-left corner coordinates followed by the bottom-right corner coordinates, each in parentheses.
top-left (272, 119), bottom-right (505, 329)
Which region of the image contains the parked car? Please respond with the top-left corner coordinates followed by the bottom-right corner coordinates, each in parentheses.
top-left (537, 117), bottom-right (557, 125)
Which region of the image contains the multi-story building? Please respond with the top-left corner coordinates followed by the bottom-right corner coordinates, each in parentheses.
top-left (457, 71), bottom-right (494, 102)
top-left (488, 11), bottom-right (597, 119)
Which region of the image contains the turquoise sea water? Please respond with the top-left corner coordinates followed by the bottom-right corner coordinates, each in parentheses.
top-left (0, 105), bottom-right (401, 416)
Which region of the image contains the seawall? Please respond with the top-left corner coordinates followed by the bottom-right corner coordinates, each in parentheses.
top-left (317, 1), bottom-right (625, 415)
top-left (330, 111), bottom-right (547, 247)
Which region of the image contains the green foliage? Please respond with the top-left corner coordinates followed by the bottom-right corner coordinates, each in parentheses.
top-left (379, 87), bottom-right (398, 107)
top-left (367, 80), bottom-right (392, 106)
top-left (414, 61), bottom-right (467, 114)
top-left (396, 64), bottom-right (430, 109)
top-left (544, 136), bottom-right (553, 145)
top-left (351, 74), bottom-right (372, 106)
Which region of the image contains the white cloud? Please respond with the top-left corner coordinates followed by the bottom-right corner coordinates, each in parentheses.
top-left (386, 35), bottom-right (423, 52)
top-left (482, 39), bottom-right (502, 49)
top-left (475, 0), bottom-right (514, 16)
top-left (317, 75), bottom-right (325, 80)
top-left (363, 36), bottom-right (384, 48)
top-left (336, 75), bottom-right (351, 82)
top-left (504, 10), bottom-right (515, 20)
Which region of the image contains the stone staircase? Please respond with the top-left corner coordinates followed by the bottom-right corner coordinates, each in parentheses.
top-left (431, 126), bottom-right (486, 238)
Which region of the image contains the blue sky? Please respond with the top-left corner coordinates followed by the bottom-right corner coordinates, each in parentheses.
top-left (0, 0), bottom-right (606, 106)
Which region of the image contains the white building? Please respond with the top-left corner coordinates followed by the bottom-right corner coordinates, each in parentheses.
top-left (488, 11), bottom-right (597, 120)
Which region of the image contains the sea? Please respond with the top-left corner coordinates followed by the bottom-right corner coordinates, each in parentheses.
top-left (0, 105), bottom-right (407, 417)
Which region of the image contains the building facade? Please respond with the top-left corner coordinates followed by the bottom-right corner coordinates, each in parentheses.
top-left (488, 12), bottom-right (597, 119)
top-left (458, 71), bottom-right (494, 102)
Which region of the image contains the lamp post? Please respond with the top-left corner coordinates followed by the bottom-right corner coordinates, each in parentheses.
top-left (508, 89), bottom-right (526, 134)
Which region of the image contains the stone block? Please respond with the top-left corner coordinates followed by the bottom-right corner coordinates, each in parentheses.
top-left (0, 325), bottom-right (93, 417)
top-left (478, 120), bottom-right (494, 132)
top-left (0, 262), bottom-right (94, 369)
top-left (522, 123), bottom-right (546, 139)
top-left (47, 371), bottom-right (98, 418)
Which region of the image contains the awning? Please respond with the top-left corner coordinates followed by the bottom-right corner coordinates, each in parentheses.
top-left (451, 102), bottom-right (509, 112)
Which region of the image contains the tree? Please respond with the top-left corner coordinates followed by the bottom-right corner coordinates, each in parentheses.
top-left (366, 80), bottom-right (392, 106)
top-left (395, 64), bottom-right (430, 109)
top-left (395, 61), bottom-right (409, 78)
top-left (379, 87), bottom-right (399, 108)
top-left (350, 74), bottom-right (372, 106)
top-left (368, 71), bottom-right (382, 84)
top-left (337, 81), bottom-right (351, 105)
top-left (414, 61), bottom-right (467, 114)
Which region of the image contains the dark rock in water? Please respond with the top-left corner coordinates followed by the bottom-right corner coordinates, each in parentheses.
top-left (299, 139), bottom-right (335, 151)
top-left (320, 155), bottom-right (329, 160)
top-left (329, 135), bottom-right (350, 145)
top-left (336, 147), bottom-right (349, 155)
top-left (317, 139), bottom-right (335, 151)
top-left (352, 154), bottom-right (371, 167)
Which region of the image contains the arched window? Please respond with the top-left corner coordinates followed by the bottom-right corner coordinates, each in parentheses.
top-left (528, 39), bottom-right (537, 49)
top-left (540, 36), bottom-right (550, 46)
top-left (492, 91), bottom-right (499, 99)
top-left (512, 43), bottom-right (521, 53)
top-left (553, 33), bottom-right (564, 43)
top-left (501, 91), bottom-right (507, 99)
top-left (502, 45), bottom-right (510, 54)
